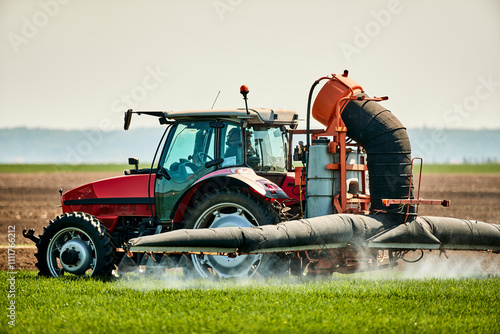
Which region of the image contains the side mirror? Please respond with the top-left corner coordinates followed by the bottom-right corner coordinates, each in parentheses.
top-left (124, 109), bottom-right (133, 130)
top-left (128, 157), bottom-right (139, 171)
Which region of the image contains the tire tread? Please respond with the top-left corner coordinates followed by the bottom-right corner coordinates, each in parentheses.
top-left (35, 212), bottom-right (116, 277)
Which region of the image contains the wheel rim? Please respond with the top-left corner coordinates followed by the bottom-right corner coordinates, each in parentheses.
top-left (190, 202), bottom-right (263, 278)
top-left (46, 227), bottom-right (97, 276)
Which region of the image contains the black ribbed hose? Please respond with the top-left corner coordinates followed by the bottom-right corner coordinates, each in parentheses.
top-left (341, 94), bottom-right (415, 222)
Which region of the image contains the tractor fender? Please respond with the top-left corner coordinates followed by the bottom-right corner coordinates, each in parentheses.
top-left (171, 168), bottom-right (288, 222)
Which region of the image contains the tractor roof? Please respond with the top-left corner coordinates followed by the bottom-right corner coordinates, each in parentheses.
top-left (163, 108), bottom-right (299, 127)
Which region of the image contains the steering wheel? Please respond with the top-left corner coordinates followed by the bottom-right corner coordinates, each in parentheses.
top-left (193, 152), bottom-right (213, 164)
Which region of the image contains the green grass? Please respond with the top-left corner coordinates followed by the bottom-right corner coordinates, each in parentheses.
top-left (2, 163), bottom-right (500, 174)
top-left (419, 163), bottom-right (500, 174)
top-left (1, 271), bottom-right (499, 333)
top-left (0, 164), bottom-right (130, 173)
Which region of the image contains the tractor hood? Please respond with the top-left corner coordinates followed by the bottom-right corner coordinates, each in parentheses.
top-left (61, 174), bottom-right (155, 229)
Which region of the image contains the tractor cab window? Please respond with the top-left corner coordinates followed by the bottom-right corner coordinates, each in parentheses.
top-left (246, 126), bottom-right (288, 172)
top-left (160, 121), bottom-right (216, 182)
top-left (221, 123), bottom-right (243, 167)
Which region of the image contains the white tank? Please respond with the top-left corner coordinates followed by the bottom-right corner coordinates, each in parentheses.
top-left (306, 139), bottom-right (334, 218)
top-left (307, 141), bottom-right (368, 218)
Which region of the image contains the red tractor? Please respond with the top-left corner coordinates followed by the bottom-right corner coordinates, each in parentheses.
top-left (24, 94), bottom-right (302, 278)
top-left (24, 72), bottom-right (499, 278)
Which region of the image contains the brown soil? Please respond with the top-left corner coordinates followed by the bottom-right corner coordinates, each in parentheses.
top-left (0, 172), bottom-right (116, 271)
top-left (416, 174), bottom-right (500, 224)
top-left (0, 172), bottom-right (499, 272)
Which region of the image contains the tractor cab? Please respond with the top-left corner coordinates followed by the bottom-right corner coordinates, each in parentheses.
top-left (125, 108), bottom-right (299, 222)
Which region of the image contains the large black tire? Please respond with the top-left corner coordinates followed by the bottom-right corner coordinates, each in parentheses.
top-left (183, 188), bottom-right (286, 278)
top-left (36, 212), bottom-right (116, 277)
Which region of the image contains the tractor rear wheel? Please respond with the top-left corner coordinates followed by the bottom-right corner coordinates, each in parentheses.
top-left (183, 188), bottom-right (286, 278)
top-left (35, 212), bottom-right (116, 277)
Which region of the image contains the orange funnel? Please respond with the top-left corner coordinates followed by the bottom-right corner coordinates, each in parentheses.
top-left (312, 73), bottom-right (363, 127)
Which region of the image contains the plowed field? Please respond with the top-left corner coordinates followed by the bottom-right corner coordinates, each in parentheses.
top-left (1, 172), bottom-right (499, 271)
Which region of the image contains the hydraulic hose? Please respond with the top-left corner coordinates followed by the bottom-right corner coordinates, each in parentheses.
top-left (305, 80), bottom-right (321, 153)
top-left (305, 77), bottom-right (330, 217)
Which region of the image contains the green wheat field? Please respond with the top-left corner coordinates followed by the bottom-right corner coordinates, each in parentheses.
top-left (1, 271), bottom-right (499, 333)
top-left (1, 163), bottom-right (500, 174)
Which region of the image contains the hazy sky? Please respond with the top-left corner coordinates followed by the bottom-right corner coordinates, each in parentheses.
top-left (1, 0), bottom-right (499, 131)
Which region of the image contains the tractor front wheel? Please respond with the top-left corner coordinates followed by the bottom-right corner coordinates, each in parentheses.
top-left (35, 212), bottom-right (116, 277)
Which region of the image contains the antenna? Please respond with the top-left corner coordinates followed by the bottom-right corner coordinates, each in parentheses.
top-left (211, 90), bottom-right (221, 109)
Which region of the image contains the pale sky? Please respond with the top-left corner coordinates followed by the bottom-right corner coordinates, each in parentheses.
top-left (1, 0), bottom-right (499, 131)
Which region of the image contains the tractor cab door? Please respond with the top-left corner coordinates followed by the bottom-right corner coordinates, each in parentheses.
top-left (155, 120), bottom-right (217, 221)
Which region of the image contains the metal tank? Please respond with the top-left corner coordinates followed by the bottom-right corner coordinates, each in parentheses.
top-left (306, 138), bottom-right (334, 218)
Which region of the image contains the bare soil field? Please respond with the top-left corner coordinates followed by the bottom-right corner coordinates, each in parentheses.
top-left (0, 172), bottom-right (116, 270)
top-left (1, 172), bottom-right (499, 271)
